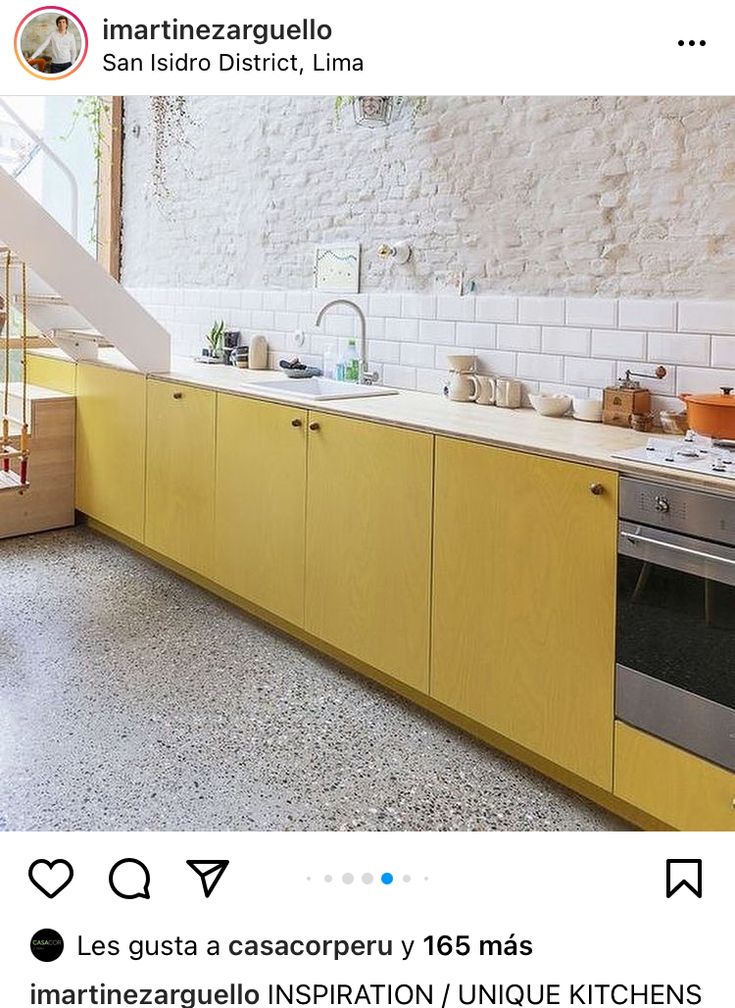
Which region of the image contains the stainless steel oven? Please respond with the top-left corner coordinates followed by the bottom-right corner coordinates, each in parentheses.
top-left (616, 476), bottom-right (735, 771)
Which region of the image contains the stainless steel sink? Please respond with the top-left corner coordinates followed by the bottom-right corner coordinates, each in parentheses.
top-left (246, 378), bottom-right (399, 401)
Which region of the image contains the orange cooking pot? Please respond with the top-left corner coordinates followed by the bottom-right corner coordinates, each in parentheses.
top-left (680, 386), bottom-right (735, 439)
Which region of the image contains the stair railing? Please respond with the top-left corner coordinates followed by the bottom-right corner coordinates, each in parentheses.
top-left (0, 98), bottom-right (79, 240)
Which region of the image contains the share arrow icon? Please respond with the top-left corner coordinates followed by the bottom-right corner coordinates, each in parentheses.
top-left (186, 860), bottom-right (230, 898)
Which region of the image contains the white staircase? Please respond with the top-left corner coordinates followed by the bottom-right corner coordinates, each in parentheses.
top-left (0, 167), bottom-right (170, 373)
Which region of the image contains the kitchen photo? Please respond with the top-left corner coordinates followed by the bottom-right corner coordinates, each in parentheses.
top-left (0, 95), bottom-right (733, 832)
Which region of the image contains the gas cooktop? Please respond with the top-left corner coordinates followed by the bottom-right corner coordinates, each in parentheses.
top-left (612, 431), bottom-right (735, 480)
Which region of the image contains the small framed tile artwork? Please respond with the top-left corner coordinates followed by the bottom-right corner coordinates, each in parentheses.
top-left (313, 244), bottom-right (361, 293)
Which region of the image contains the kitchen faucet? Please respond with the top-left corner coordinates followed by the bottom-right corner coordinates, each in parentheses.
top-left (314, 299), bottom-right (379, 385)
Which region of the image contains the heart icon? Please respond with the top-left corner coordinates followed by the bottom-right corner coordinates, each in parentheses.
top-left (28, 859), bottom-right (74, 899)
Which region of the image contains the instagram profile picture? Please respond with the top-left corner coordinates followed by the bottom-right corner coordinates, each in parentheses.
top-left (15, 7), bottom-right (88, 79)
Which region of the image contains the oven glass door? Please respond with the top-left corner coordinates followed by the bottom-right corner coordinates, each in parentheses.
top-left (617, 522), bottom-right (735, 709)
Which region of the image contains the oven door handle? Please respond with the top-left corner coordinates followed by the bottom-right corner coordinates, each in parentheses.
top-left (619, 524), bottom-right (735, 586)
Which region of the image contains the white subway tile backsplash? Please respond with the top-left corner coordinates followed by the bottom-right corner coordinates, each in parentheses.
top-left (647, 331), bottom-right (711, 366)
top-left (368, 340), bottom-right (401, 364)
top-left (565, 297), bottom-right (617, 327)
top-left (711, 337), bottom-right (735, 369)
top-left (251, 310), bottom-right (275, 330)
top-left (618, 299), bottom-right (676, 331)
top-left (400, 343), bottom-right (436, 369)
top-left (516, 353), bottom-right (564, 381)
top-left (436, 295), bottom-right (476, 321)
top-left (134, 285), bottom-right (735, 401)
top-left (382, 364), bottom-right (417, 389)
top-left (476, 296), bottom-right (518, 323)
top-left (676, 367), bottom-right (735, 395)
top-left (384, 317), bottom-right (420, 342)
top-left (678, 300), bottom-right (735, 335)
top-left (564, 356), bottom-right (617, 387)
top-left (497, 324), bottom-right (542, 352)
top-left (416, 368), bottom-right (448, 394)
top-left (474, 349), bottom-right (516, 376)
top-left (241, 290), bottom-right (263, 310)
top-left (456, 321), bottom-right (496, 348)
top-left (419, 319), bottom-right (456, 345)
top-left (539, 381), bottom-right (590, 399)
top-left (369, 293), bottom-right (403, 317)
top-left (542, 326), bottom-right (591, 356)
top-left (285, 290), bottom-right (313, 312)
top-left (401, 294), bottom-right (436, 319)
top-left (262, 290), bottom-right (288, 310)
top-left (591, 329), bottom-right (646, 360)
top-left (518, 296), bottom-right (565, 325)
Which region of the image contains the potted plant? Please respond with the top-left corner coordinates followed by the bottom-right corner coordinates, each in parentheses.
top-left (334, 96), bottom-right (426, 128)
top-left (203, 320), bottom-right (225, 361)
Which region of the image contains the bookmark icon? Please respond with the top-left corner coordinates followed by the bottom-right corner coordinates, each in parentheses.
top-left (665, 859), bottom-right (702, 898)
top-left (186, 860), bottom-right (229, 898)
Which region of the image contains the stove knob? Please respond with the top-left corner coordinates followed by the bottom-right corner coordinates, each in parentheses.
top-left (654, 495), bottom-right (670, 513)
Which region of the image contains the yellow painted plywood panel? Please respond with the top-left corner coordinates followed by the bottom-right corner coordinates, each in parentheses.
top-left (145, 379), bottom-right (216, 576)
top-left (26, 355), bottom-right (76, 395)
top-left (75, 363), bottom-right (146, 540)
top-left (305, 412), bottom-right (433, 691)
top-left (214, 393), bottom-right (308, 627)
top-left (615, 721), bottom-right (735, 830)
top-left (432, 436), bottom-right (617, 788)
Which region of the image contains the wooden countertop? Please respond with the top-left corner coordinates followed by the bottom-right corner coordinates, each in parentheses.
top-left (29, 348), bottom-right (735, 494)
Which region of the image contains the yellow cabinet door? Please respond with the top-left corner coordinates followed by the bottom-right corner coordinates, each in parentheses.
top-left (27, 354), bottom-right (76, 394)
top-left (432, 437), bottom-right (617, 788)
top-left (214, 394), bottom-right (308, 626)
top-left (305, 412), bottom-right (433, 691)
top-left (76, 363), bottom-right (146, 541)
top-left (145, 380), bottom-right (216, 576)
top-left (615, 722), bottom-right (735, 830)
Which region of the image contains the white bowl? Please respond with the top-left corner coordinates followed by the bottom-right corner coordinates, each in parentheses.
top-left (572, 397), bottom-right (603, 422)
top-left (529, 393), bottom-right (572, 417)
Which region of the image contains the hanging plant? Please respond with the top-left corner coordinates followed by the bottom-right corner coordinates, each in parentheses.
top-left (334, 96), bottom-right (426, 128)
top-left (60, 96), bottom-right (112, 247)
top-left (149, 96), bottom-right (192, 203)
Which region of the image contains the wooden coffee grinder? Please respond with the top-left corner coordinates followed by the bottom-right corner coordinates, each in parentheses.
top-left (603, 366), bottom-right (667, 427)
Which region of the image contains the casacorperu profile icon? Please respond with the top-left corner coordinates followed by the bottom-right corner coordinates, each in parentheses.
top-left (15, 7), bottom-right (88, 79)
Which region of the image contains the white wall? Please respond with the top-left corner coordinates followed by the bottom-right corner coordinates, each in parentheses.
top-left (120, 96), bottom-right (735, 399)
top-left (121, 96), bottom-right (735, 298)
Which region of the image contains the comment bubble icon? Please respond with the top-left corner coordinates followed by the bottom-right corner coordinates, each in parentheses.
top-left (109, 859), bottom-right (151, 900)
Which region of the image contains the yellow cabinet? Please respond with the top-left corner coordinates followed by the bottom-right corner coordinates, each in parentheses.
top-left (214, 394), bottom-right (308, 626)
top-left (76, 362), bottom-right (146, 540)
top-left (145, 379), bottom-right (216, 576)
top-left (432, 437), bottom-right (617, 788)
top-left (305, 412), bottom-right (433, 691)
top-left (27, 353), bottom-right (76, 394)
top-left (615, 722), bottom-right (735, 830)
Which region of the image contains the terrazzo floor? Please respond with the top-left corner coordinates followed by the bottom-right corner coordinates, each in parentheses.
top-left (0, 527), bottom-right (628, 832)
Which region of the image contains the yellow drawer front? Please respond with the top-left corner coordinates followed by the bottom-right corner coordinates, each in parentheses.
top-left (26, 355), bottom-right (76, 394)
top-left (615, 722), bottom-right (735, 830)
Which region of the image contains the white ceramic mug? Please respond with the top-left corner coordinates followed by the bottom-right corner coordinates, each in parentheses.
top-left (495, 379), bottom-right (522, 408)
top-left (475, 375), bottom-right (495, 405)
top-left (448, 371), bottom-right (480, 402)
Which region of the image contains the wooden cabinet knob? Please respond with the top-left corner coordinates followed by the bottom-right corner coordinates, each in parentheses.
top-left (172, 391), bottom-right (183, 400)
top-left (291, 418), bottom-right (302, 427)
top-left (309, 421), bottom-right (320, 431)
top-left (589, 482), bottom-right (604, 496)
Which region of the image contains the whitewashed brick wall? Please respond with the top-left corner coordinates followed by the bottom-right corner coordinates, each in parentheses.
top-left (128, 285), bottom-right (735, 410)
top-left (121, 96), bottom-right (735, 298)
top-left (121, 95), bottom-right (735, 402)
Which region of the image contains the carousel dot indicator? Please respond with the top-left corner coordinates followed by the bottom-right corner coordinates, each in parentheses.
top-left (342, 873), bottom-right (354, 885)
top-left (403, 875), bottom-right (411, 883)
top-left (324, 875), bottom-right (332, 883)
top-left (381, 872), bottom-right (394, 885)
top-left (362, 873), bottom-right (373, 884)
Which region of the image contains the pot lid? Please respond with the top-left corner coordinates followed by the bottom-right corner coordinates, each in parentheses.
top-left (684, 386), bottom-right (735, 407)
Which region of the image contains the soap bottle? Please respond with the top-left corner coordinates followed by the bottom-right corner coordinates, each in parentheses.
top-left (323, 341), bottom-right (337, 380)
top-left (343, 339), bottom-right (359, 383)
